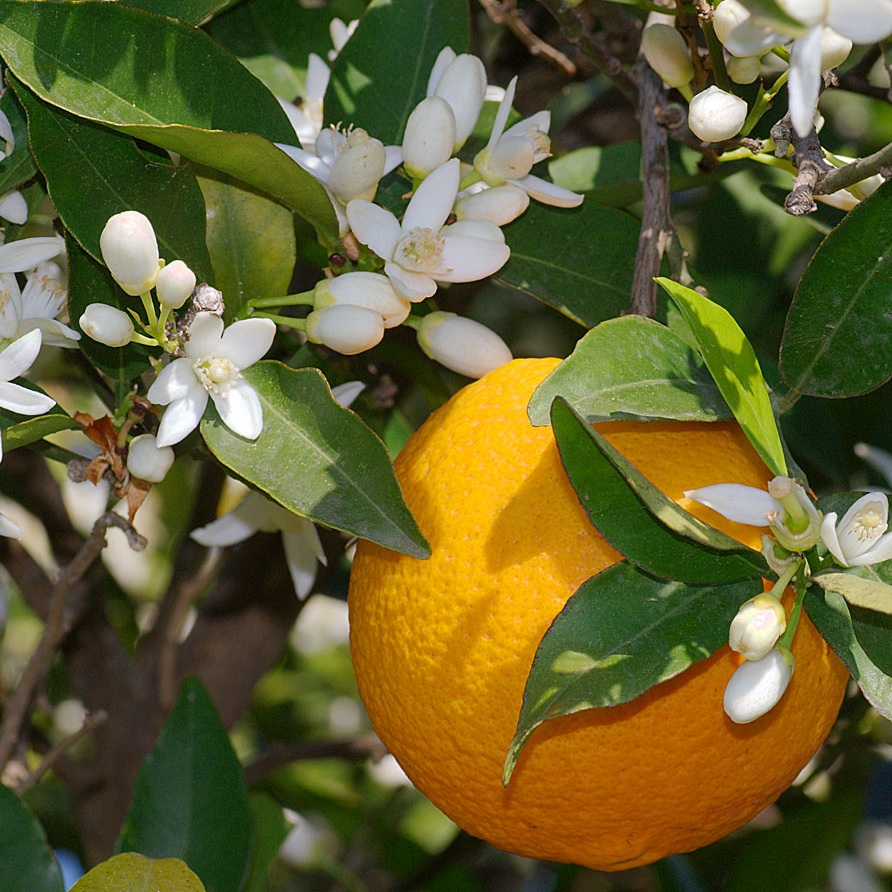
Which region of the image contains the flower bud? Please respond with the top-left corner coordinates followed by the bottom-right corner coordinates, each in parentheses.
top-left (79, 303), bottom-right (135, 347)
top-left (819, 27), bottom-right (852, 71)
top-left (430, 52), bottom-right (487, 151)
top-left (641, 24), bottom-right (694, 89)
top-left (723, 647), bottom-right (793, 724)
top-left (127, 433), bottom-right (175, 483)
top-left (313, 272), bottom-right (411, 328)
top-left (155, 260), bottom-right (196, 309)
top-left (475, 137), bottom-right (537, 186)
top-left (687, 86), bottom-right (748, 142)
top-left (99, 211), bottom-right (161, 296)
top-left (455, 183), bottom-right (530, 226)
top-left (417, 312), bottom-right (512, 379)
top-left (306, 304), bottom-right (385, 355)
top-left (712, 0), bottom-right (751, 50)
top-left (728, 594), bottom-right (786, 661)
top-left (326, 130), bottom-right (387, 205)
top-left (726, 54), bottom-right (761, 84)
top-left (403, 97), bottom-right (457, 180)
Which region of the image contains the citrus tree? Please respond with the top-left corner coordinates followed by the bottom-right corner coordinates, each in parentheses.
top-left (1, 0), bottom-right (892, 889)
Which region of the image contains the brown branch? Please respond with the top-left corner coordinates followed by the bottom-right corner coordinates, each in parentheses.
top-left (0, 512), bottom-right (145, 771)
top-left (771, 115), bottom-right (833, 216)
top-left (629, 60), bottom-right (672, 318)
top-left (818, 140), bottom-right (892, 196)
top-left (478, 0), bottom-right (576, 76)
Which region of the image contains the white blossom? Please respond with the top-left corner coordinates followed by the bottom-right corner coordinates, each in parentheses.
top-left (402, 97), bottom-right (457, 180)
top-left (346, 158), bottom-right (510, 302)
top-left (426, 48), bottom-right (487, 151)
top-left (127, 434), bottom-right (175, 483)
top-left (155, 260), bottom-right (196, 310)
top-left (0, 111), bottom-right (26, 225)
top-left (728, 594), bottom-right (787, 661)
top-left (0, 510), bottom-right (21, 539)
top-left (279, 52), bottom-right (330, 151)
top-left (100, 211), bottom-right (161, 296)
top-left (147, 312), bottom-right (275, 447)
top-left (641, 23), bottom-right (694, 89)
top-left (687, 86), bottom-right (748, 142)
top-left (723, 647), bottom-right (794, 724)
top-left (306, 304), bottom-right (385, 355)
top-left (312, 272), bottom-right (410, 328)
top-left (417, 311), bottom-right (512, 378)
top-left (79, 304), bottom-right (134, 347)
top-left (455, 183), bottom-right (530, 226)
top-left (821, 492), bottom-right (892, 567)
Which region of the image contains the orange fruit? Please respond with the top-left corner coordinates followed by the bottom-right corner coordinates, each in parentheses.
top-left (348, 357), bottom-right (848, 871)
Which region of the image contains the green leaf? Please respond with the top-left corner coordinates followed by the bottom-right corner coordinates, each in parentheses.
top-left (201, 362), bottom-right (430, 558)
top-left (67, 236), bottom-right (153, 403)
top-left (812, 571), bottom-right (892, 616)
top-left (324, 0), bottom-right (469, 144)
top-left (496, 201), bottom-right (640, 327)
top-left (0, 1), bottom-right (336, 237)
top-left (504, 562), bottom-right (757, 784)
top-left (0, 784), bottom-right (65, 892)
top-left (0, 89), bottom-right (36, 196)
top-left (779, 179), bottom-right (892, 399)
top-left (72, 853), bottom-right (206, 892)
top-left (0, 401), bottom-right (76, 452)
top-left (243, 795), bottom-right (291, 892)
top-left (551, 398), bottom-right (767, 583)
top-left (528, 315), bottom-right (732, 426)
top-left (121, 0), bottom-right (238, 26)
top-left (657, 277), bottom-right (787, 477)
top-left (804, 587), bottom-right (892, 721)
top-left (117, 678), bottom-right (252, 892)
top-left (16, 83), bottom-right (212, 280)
top-left (196, 169), bottom-right (295, 320)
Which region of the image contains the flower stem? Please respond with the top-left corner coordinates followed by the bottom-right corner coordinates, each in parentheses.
top-left (253, 311), bottom-right (307, 331)
top-left (249, 290), bottom-right (316, 310)
top-left (777, 562), bottom-right (807, 651)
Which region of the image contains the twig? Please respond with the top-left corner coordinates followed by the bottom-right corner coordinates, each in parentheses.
top-left (14, 710), bottom-right (108, 794)
top-left (818, 139), bottom-right (892, 196)
top-left (478, 0), bottom-right (576, 76)
top-left (629, 60), bottom-right (672, 317)
top-left (243, 734), bottom-right (388, 786)
top-left (0, 512), bottom-right (144, 771)
top-left (771, 115), bottom-right (832, 216)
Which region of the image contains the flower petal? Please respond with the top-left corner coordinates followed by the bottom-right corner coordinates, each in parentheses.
top-left (850, 531), bottom-right (892, 566)
top-left (275, 142), bottom-right (331, 179)
top-left (684, 483), bottom-right (781, 526)
top-left (282, 522), bottom-right (326, 599)
top-left (514, 174), bottom-right (584, 208)
top-left (218, 317), bottom-right (276, 368)
top-left (0, 328), bottom-right (42, 380)
top-left (331, 380), bottom-right (365, 408)
top-left (155, 390), bottom-right (208, 447)
top-left (487, 76), bottom-right (517, 151)
top-left (0, 237), bottom-right (64, 274)
top-left (184, 312), bottom-right (225, 358)
top-left (346, 199), bottom-right (401, 260)
top-left (0, 190), bottom-right (28, 225)
top-left (0, 380), bottom-right (55, 415)
top-left (147, 357), bottom-right (198, 404)
top-left (213, 379), bottom-right (264, 440)
top-left (401, 158), bottom-right (460, 232)
top-left (190, 511), bottom-right (258, 547)
top-left (435, 234), bottom-right (510, 282)
top-left (826, 0), bottom-right (892, 44)
top-left (820, 511), bottom-right (848, 566)
top-left (788, 25), bottom-right (823, 137)
top-left (0, 511), bottom-right (22, 539)
top-left (383, 261), bottom-right (437, 302)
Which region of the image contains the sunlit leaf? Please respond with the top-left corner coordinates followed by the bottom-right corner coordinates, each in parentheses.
top-left (72, 854), bottom-right (205, 892)
top-left (0, 400), bottom-right (76, 452)
top-left (813, 572), bottom-right (892, 616)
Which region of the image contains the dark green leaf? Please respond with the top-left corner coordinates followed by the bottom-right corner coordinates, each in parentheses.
top-left (812, 571), bottom-right (892, 616)
top-left (551, 398), bottom-right (766, 583)
top-left (67, 236), bottom-right (154, 403)
top-left (657, 277), bottom-right (787, 477)
top-left (325, 0), bottom-right (469, 144)
top-left (804, 587), bottom-right (891, 720)
top-left (17, 83), bottom-right (212, 280)
top-left (196, 169), bottom-right (295, 320)
top-left (72, 853), bottom-right (206, 892)
top-left (0, 784), bottom-right (64, 892)
top-left (0, 89), bottom-right (36, 196)
top-left (0, 1), bottom-right (336, 237)
top-left (0, 400), bottom-right (76, 452)
top-left (504, 563), bottom-right (757, 783)
top-left (121, 0), bottom-right (239, 26)
top-left (117, 677), bottom-right (252, 892)
top-left (243, 795), bottom-right (290, 892)
top-left (780, 179), bottom-right (892, 398)
top-left (528, 315), bottom-right (732, 426)
top-left (201, 362), bottom-right (430, 558)
top-left (495, 200), bottom-right (639, 327)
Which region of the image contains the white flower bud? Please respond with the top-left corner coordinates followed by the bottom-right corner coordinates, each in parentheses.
top-left (155, 260), bottom-right (196, 309)
top-left (819, 27), bottom-right (852, 71)
top-left (712, 0), bottom-right (752, 50)
top-left (726, 54), bottom-right (762, 84)
top-left (641, 24), bottom-right (694, 89)
top-left (127, 433), bottom-right (175, 483)
top-left (430, 53), bottom-right (487, 151)
top-left (79, 303), bottom-right (135, 347)
top-left (403, 97), bottom-right (457, 180)
top-left (475, 137), bottom-right (537, 186)
top-left (99, 211), bottom-right (161, 296)
top-left (313, 272), bottom-right (411, 329)
top-left (723, 647), bottom-right (794, 724)
top-left (687, 86), bottom-right (748, 142)
top-left (728, 594), bottom-right (786, 661)
top-left (455, 184), bottom-right (530, 226)
top-left (417, 312), bottom-right (512, 379)
top-left (326, 130), bottom-right (386, 205)
top-left (306, 304), bottom-right (385, 355)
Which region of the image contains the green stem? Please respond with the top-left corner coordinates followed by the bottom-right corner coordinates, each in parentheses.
top-left (402, 315), bottom-right (423, 332)
top-left (139, 290), bottom-right (158, 329)
top-left (253, 311), bottom-right (307, 331)
top-left (458, 169), bottom-right (484, 192)
top-left (249, 290), bottom-right (316, 310)
top-left (740, 69), bottom-right (789, 137)
top-left (777, 564), bottom-right (808, 651)
top-left (700, 17), bottom-right (730, 93)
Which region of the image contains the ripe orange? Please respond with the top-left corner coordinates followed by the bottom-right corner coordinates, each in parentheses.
top-left (348, 357), bottom-right (848, 871)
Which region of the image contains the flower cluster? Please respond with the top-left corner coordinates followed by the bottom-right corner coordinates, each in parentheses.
top-left (265, 45), bottom-right (583, 379)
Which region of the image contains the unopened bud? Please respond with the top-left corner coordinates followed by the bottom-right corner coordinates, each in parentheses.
top-left (79, 303), bottom-right (135, 347)
top-left (417, 311), bottom-right (512, 379)
top-left (306, 304), bottom-right (385, 355)
top-left (728, 594), bottom-right (786, 661)
top-left (819, 27), bottom-right (852, 71)
top-left (127, 433), bottom-right (175, 483)
top-left (430, 52), bottom-right (487, 150)
top-left (456, 184), bottom-right (530, 226)
top-left (687, 86), bottom-right (748, 142)
top-left (641, 24), bottom-right (694, 89)
top-left (313, 272), bottom-right (411, 328)
top-left (327, 132), bottom-right (386, 205)
top-left (727, 54), bottom-right (761, 84)
top-left (155, 260), bottom-right (196, 309)
top-left (99, 211), bottom-right (161, 296)
top-left (403, 97), bottom-right (457, 180)
top-left (723, 647), bottom-right (794, 724)
top-left (712, 0), bottom-right (751, 50)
